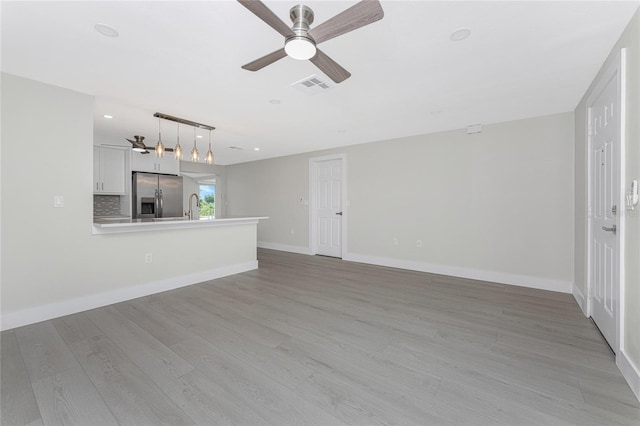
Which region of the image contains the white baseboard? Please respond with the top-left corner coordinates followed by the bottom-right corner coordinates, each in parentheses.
top-left (343, 252), bottom-right (573, 294)
top-left (256, 243), bottom-right (572, 293)
top-left (258, 241), bottom-right (313, 255)
top-left (572, 283), bottom-right (588, 316)
top-left (617, 349), bottom-right (640, 402)
top-left (0, 260), bottom-right (258, 331)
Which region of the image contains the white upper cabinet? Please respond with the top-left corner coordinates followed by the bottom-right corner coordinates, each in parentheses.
top-left (131, 151), bottom-right (180, 175)
top-left (94, 146), bottom-right (127, 194)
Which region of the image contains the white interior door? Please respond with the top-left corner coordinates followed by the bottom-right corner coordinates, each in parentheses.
top-left (589, 71), bottom-right (620, 352)
top-left (315, 159), bottom-right (342, 257)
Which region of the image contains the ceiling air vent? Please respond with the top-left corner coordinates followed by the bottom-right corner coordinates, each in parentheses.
top-left (291, 74), bottom-right (333, 95)
top-left (228, 146), bottom-right (244, 151)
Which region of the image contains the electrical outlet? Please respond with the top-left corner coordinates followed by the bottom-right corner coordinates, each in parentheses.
top-left (53, 196), bottom-right (64, 208)
top-left (145, 253), bottom-right (153, 263)
top-left (290, 228), bottom-right (295, 235)
top-left (416, 240), bottom-right (422, 248)
top-left (393, 237), bottom-right (399, 246)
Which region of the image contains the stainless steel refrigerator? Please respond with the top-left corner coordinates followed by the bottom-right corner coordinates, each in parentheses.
top-left (132, 172), bottom-right (183, 219)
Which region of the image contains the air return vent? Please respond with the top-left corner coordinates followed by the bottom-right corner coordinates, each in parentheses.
top-left (291, 74), bottom-right (333, 94)
top-left (228, 146), bottom-right (244, 151)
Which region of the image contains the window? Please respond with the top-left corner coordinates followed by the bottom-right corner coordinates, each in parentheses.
top-left (199, 184), bottom-right (215, 219)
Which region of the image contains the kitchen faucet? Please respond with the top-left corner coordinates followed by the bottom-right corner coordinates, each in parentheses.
top-left (186, 193), bottom-right (200, 220)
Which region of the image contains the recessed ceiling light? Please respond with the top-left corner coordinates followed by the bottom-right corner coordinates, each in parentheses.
top-left (450, 27), bottom-right (471, 42)
top-left (430, 110), bottom-right (443, 116)
top-left (254, 147), bottom-right (260, 151)
top-left (269, 99), bottom-right (281, 104)
top-left (94, 23), bottom-right (119, 38)
top-left (103, 114), bottom-right (113, 119)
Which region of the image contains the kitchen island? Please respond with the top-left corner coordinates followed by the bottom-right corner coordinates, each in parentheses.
top-left (93, 216), bottom-right (268, 234)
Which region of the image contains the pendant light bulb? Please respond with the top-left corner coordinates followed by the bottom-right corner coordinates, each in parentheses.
top-left (191, 127), bottom-right (199, 162)
top-left (174, 123), bottom-right (183, 160)
top-left (155, 118), bottom-right (165, 158)
top-left (205, 129), bottom-right (214, 165)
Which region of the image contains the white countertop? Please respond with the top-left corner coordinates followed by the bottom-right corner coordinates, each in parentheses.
top-left (92, 216), bottom-right (268, 234)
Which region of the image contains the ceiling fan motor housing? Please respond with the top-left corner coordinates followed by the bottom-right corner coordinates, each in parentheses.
top-left (285, 5), bottom-right (316, 59)
top-left (290, 4), bottom-right (314, 33)
top-left (128, 135), bottom-right (147, 152)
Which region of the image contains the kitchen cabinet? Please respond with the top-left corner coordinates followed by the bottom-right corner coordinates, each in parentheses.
top-left (94, 146), bottom-right (127, 194)
top-left (131, 151), bottom-right (179, 175)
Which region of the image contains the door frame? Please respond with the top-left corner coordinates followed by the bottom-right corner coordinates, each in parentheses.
top-left (585, 48), bottom-right (626, 354)
top-left (309, 153), bottom-right (347, 258)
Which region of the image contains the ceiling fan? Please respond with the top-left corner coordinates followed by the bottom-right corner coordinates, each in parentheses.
top-left (126, 135), bottom-right (177, 154)
top-left (237, 0), bottom-right (384, 83)
top-left (126, 136), bottom-right (150, 154)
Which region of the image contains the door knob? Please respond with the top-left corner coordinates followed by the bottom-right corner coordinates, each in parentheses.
top-left (602, 225), bottom-right (617, 234)
top-left (336, 212), bottom-right (343, 216)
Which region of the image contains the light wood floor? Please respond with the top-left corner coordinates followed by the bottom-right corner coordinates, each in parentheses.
top-left (2, 249), bottom-right (639, 425)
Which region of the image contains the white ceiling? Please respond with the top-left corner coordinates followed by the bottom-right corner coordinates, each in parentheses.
top-left (2, 1), bottom-right (638, 165)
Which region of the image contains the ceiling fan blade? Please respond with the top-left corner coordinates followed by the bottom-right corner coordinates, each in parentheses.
top-left (237, 0), bottom-right (295, 38)
top-left (242, 48), bottom-right (287, 71)
top-left (309, 49), bottom-right (351, 83)
top-left (308, 0), bottom-right (384, 45)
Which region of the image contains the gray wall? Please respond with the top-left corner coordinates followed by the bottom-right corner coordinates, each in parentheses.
top-left (227, 112), bottom-right (575, 288)
top-left (0, 74), bottom-right (257, 324)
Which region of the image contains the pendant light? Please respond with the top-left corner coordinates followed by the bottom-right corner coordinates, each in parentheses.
top-left (205, 129), bottom-right (214, 165)
top-left (191, 127), bottom-right (199, 162)
top-left (155, 117), bottom-right (165, 157)
top-left (174, 123), bottom-right (183, 160)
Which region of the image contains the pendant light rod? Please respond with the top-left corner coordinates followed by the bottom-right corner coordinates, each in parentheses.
top-left (205, 128), bottom-right (214, 165)
top-left (154, 112), bottom-right (215, 131)
top-left (191, 126), bottom-right (200, 162)
top-left (174, 122), bottom-right (183, 160)
top-left (155, 116), bottom-right (165, 158)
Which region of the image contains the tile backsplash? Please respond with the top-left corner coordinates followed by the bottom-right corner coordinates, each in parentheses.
top-left (94, 195), bottom-right (121, 217)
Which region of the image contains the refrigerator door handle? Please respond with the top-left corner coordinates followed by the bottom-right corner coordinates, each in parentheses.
top-left (154, 189), bottom-right (159, 218)
top-left (159, 189), bottom-right (164, 217)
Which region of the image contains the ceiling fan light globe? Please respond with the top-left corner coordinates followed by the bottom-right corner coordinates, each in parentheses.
top-left (285, 37), bottom-right (316, 60)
